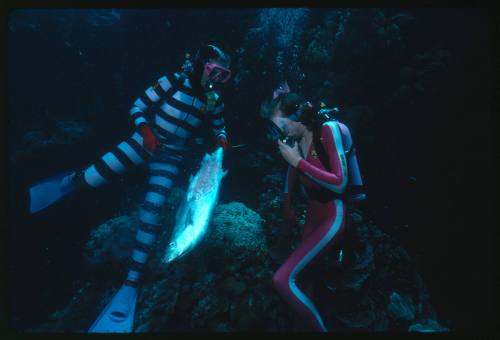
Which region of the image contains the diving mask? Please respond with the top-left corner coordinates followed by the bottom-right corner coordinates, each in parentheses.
top-left (204, 62), bottom-right (231, 83)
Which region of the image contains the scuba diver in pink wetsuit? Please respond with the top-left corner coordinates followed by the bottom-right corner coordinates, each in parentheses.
top-left (262, 85), bottom-right (365, 332)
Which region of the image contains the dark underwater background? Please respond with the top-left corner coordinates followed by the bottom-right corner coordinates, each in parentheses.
top-left (6, 8), bottom-right (495, 332)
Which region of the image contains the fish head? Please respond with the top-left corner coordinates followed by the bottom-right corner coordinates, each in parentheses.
top-left (163, 240), bottom-right (185, 263)
top-left (165, 210), bottom-right (195, 263)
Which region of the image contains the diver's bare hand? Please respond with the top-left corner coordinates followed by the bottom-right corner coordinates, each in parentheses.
top-left (278, 140), bottom-right (302, 168)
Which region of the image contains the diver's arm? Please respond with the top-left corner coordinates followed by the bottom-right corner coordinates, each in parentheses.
top-left (131, 74), bottom-right (173, 152)
top-left (129, 74), bottom-right (173, 127)
top-left (296, 122), bottom-right (348, 194)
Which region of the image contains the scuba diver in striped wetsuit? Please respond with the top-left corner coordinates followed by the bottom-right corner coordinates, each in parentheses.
top-left (29, 44), bottom-right (232, 332)
top-left (262, 85), bottom-right (365, 332)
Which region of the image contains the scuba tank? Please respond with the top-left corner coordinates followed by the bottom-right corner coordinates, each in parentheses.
top-left (315, 107), bottom-right (366, 203)
top-left (337, 122), bottom-right (366, 202)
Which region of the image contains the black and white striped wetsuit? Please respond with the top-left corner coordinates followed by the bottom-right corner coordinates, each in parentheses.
top-left (79, 71), bottom-right (227, 286)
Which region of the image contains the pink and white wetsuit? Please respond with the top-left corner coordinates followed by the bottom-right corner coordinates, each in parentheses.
top-left (273, 121), bottom-right (349, 332)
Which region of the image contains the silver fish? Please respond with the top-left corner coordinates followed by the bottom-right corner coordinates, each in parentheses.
top-left (162, 147), bottom-right (227, 263)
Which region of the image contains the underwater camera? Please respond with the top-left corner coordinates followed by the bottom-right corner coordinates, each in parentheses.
top-left (267, 120), bottom-right (296, 147)
top-left (281, 135), bottom-right (295, 147)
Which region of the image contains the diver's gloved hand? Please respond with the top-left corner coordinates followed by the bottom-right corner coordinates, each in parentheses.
top-left (282, 193), bottom-right (298, 226)
top-left (216, 136), bottom-right (230, 153)
top-left (138, 123), bottom-right (160, 153)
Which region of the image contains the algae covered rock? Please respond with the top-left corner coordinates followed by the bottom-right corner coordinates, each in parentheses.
top-left (387, 291), bottom-right (416, 321)
top-left (205, 202), bottom-right (267, 269)
top-left (222, 276), bottom-right (248, 296)
top-left (133, 265), bottom-right (183, 332)
top-left (83, 214), bottom-right (138, 266)
top-left (408, 319), bottom-right (450, 332)
top-left (318, 212), bottom-right (445, 331)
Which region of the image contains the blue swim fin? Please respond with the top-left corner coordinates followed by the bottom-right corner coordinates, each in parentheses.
top-left (88, 284), bottom-right (138, 333)
top-left (29, 170), bottom-right (76, 213)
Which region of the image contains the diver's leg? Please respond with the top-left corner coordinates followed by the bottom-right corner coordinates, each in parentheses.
top-left (296, 212), bottom-right (322, 313)
top-left (272, 199), bottom-right (347, 332)
top-left (88, 146), bottom-right (183, 332)
top-left (299, 216), bottom-right (323, 302)
top-left (124, 148), bottom-right (184, 287)
top-left (79, 132), bottom-right (152, 188)
top-left (30, 131), bottom-right (152, 213)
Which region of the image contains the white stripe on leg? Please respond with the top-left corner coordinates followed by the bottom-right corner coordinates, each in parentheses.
top-left (287, 200), bottom-right (345, 332)
top-left (84, 165), bottom-right (108, 187)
